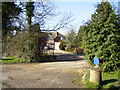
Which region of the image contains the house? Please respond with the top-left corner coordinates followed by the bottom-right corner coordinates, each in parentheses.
top-left (46, 31), bottom-right (65, 50)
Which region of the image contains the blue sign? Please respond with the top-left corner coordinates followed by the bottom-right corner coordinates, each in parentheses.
top-left (94, 57), bottom-right (100, 65)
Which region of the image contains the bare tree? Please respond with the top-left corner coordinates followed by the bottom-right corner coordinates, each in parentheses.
top-left (14, 0), bottom-right (73, 31)
top-left (41, 12), bottom-right (73, 31)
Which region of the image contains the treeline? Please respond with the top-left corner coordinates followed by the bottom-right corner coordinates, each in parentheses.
top-left (60, 1), bottom-right (120, 71)
top-left (59, 29), bottom-right (84, 55)
top-left (2, 2), bottom-right (47, 61)
top-left (2, 0), bottom-right (72, 62)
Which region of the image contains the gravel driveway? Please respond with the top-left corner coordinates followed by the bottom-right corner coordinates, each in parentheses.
top-left (2, 50), bottom-right (90, 88)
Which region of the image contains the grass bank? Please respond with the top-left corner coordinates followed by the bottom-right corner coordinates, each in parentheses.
top-left (0, 56), bottom-right (31, 64)
top-left (76, 68), bottom-right (119, 89)
top-left (1, 55), bottom-right (57, 64)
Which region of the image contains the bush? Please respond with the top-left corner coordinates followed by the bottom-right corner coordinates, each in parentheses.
top-left (76, 47), bottom-right (84, 54)
top-left (100, 60), bottom-right (120, 72)
top-left (59, 40), bottom-right (66, 50)
top-left (3, 30), bottom-right (47, 62)
top-left (65, 44), bottom-right (75, 51)
top-left (65, 48), bottom-right (74, 51)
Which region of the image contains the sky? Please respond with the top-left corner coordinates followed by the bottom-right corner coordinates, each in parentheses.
top-left (52, 0), bottom-right (119, 35)
top-left (54, 1), bottom-right (98, 35)
top-left (8, 0), bottom-right (119, 35)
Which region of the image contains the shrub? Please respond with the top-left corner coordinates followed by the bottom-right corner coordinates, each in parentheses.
top-left (65, 44), bottom-right (75, 51)
top-left (66, 48), bottom-right (74, 52)
top-left (100, 60), bottom-right (120, 72)
top-left (59, 40), bottom-right (66, 50)
top-left (76, 47), bottom-right (84, 54)
top-left (3, 30), bottom-right (47, 62)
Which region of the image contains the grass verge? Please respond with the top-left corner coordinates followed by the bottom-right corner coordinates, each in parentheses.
top-left (76, 68), bottom-right (119, 88)
top-left (1, 55), bottom-right (57, 64)
top-left (0, 56), bottom-right (31, 64)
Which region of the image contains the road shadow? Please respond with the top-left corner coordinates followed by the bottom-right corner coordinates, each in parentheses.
top-left (38, 54), bottom-right (85, 63)
top-left (56, 58), bottom-right (84, 62)
top-left (98, 79), bottom-right (119, 89)
top-left (101, 79), bottom-right (118, 85)
top-left (55, 54), bottom-right (85, 62)
top-left (43, 50), bottom-right (85, 62)
top-left (1, 59), bottom-right (13, 60)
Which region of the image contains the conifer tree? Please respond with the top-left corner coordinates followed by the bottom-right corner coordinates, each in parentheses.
top-left (75, 25), bottom-right (85, 47)
top-left (2, 2), bottom-right (22, 36)
top-left (25, 0), bottom-right (34, 28)
top-left (82, 1), bottom-right (120, 71)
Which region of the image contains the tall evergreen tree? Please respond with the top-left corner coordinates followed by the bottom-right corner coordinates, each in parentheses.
top-left (2, 2), bottom-right (22, 36)
top-left (75, 25), bottom-right (86, 47)
top-left (25, 0), bottom-right (34, 28)
top-left (65, 29), bottom-right (76, 51)
top-left (82, 1), bottom-right (120, 71)
top-left (118, 1), bottom-right (120, 24)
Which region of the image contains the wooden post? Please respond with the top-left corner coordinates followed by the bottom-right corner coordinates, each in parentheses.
top-left (90, 67), bottom-right (102, 83)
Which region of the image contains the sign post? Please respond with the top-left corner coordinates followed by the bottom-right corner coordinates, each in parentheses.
top-left (90, 57), bottom-right (102, 83)
top-left (94, 57), bottom-right (100, 67)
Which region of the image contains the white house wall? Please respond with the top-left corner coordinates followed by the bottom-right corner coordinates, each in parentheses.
top-left (55, 42), bottom-right (60, 50)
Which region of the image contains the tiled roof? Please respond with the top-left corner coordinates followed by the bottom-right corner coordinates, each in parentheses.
top-left (48, 32), bottom-right (65, 40)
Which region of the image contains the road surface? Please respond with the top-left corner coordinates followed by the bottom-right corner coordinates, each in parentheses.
top-left (2, 50), bottom-right (90, 88)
